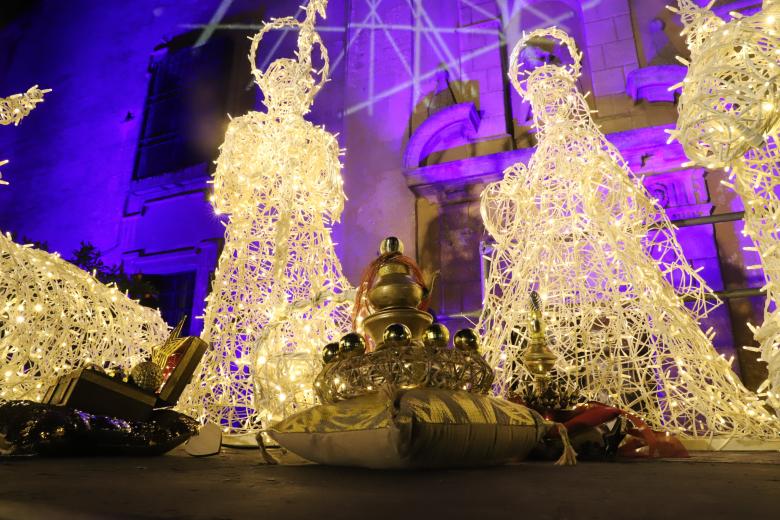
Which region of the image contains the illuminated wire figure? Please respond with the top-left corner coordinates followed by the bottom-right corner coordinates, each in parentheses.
top-left (1, 85), bottom-right (49, 185)
top-left (478, 28), bottom-right (779, 438)
top-left (0, 84), bottom-right (169, 400)
top-left (181, 0), bottom-right (352, 439)
top-left (669, 0), bottom-right (780, 412)
top-left (0, 233), bottom-right (169, 402)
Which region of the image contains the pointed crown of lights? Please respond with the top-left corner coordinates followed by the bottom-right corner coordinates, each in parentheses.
top-left (249, 0), bottom-right (330, 116)
top-left (0, 85), bottom-right (50, 127)
top-left (669, 0), bottom-right (725, 51)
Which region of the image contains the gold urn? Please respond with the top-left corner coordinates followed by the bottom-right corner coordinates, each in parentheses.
top-left (315, 236), bottom-right (495, 404)
top-left (360, 238), bottom-right (433, 346)
top-left (367, 262), bottom-right (424, 309)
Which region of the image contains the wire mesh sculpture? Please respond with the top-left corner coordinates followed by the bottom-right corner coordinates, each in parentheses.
top-left (180, 0), bottom-right (352, 437)
top-left (669, 1), bottom-right (780, 413)
top-left (478, 27), bottom-right (780, 438)
top-left (0, 233), bottom-right (170, 402)
top-left (0, 85), bottom-right (49, 185)
top-left (0, 84), bottom-right (168, 400)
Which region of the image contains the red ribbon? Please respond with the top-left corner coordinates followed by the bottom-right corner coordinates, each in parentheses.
top-left (513, 398), bottom-right (689, 459)
top-left (562, 402), bottom-right (688, 458)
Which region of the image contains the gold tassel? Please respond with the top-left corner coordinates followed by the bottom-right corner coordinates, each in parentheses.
top-left (255, 431), bottom-right (279, 465)
top-left (554, 422), bottom-right (577, 466)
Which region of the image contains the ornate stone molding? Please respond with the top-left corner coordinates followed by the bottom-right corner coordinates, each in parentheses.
top-left (404, 124), bottom-right (690, 201)
top-left (625, 65), bottom-right (686, 103)
top-left (643, 168), bottom-right (712, 220)
top-left (403, 102), bottom-right (481, 170)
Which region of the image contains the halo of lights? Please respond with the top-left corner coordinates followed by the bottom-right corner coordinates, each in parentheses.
top-left (478, 27), bottom-right (779, 438)
top-left (179, 0), bottom-right (352, 436)
top-left (671, 1), bottom-right (780, 413)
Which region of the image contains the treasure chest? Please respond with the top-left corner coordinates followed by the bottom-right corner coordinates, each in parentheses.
top-left (44, 336), bottom-right (207, 421)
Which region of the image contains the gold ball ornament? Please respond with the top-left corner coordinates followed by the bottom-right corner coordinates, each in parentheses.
top-left (130, 361), bottom-right (163, 393)
top-left (322, 342), bottom-right (340, 363)
top-left (379, 236), bottom-right (404, 255)
top-left (422, 323), bottom-right (450, 349)
top-left (453, 328), bottom-right (479, 352)
top-left (382, 323), bottom-right (412, 347)
top-left (338, 332), bottom-right (366, 356)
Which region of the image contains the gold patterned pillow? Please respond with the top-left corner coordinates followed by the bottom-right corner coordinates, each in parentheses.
top-left (268, 388), bottom-right (548, 469)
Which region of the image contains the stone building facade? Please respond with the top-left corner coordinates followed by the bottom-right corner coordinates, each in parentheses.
top-left (0, 0), bottom-right (769, 386)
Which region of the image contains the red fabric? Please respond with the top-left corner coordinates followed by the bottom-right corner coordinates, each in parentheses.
top-left (618, 428), bottom-right (689, 459)
top-left (512, 398), bottom-right (689, 459)
top-left (566, 402), bottom-right (688, 458)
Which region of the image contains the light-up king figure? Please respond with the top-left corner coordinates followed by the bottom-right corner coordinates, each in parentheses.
top-left (181, 0), bottom-right (352, 439)
top-left (670, 0), bottom-right (780, 412)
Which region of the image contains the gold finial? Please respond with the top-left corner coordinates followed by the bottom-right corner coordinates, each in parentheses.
top-left (524, 291), bottom-right (556, 378)
top-left (529, 290), bottom-right (545, 337)
top-left (379, 236), bottom-right (403, 255)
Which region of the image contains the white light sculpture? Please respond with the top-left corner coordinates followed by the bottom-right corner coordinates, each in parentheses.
top-left (1, 85), bottom-right (49, 185)
top-left (180, 0), bottom-right (352, 438)
top-left (670, 0), bottom-right (780, 412)
top-left (478, 28), bottom-right (779, 438)
top-left (0, 84), bottom-right (168, 401)
top-left (0, 233), bottom-right (170, 402)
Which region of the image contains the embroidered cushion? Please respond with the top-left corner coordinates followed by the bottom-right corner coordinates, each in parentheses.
top-left (268, 388), bottom-right (548, 469)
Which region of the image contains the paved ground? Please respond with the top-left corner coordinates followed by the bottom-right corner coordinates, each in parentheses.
top-left (1, 449), bottom-right (779, 519)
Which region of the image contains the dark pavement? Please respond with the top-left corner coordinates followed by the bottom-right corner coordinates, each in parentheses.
top-left (1, 449), bottom-right (778, 519)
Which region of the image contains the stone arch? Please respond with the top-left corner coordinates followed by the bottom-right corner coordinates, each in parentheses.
top-left (403, 102), bottom-right (481, 170)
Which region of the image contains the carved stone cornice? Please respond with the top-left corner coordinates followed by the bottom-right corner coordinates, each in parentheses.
top-left (643, 168), bottom-right (712, 220)
top-left (404, 124), bottom-right (692, 202)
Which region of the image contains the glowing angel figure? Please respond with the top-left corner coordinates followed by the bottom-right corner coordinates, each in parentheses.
top-left (0, 233), bottom-right (169, 402)
top-left (1, 85), bottom-right (50, 185)
top-left (181, 0), bottom-right (352, 438)
top-left (478, 28), bottom-right (779, 438)
top-left (669, 0), bottom-right (780, 413)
